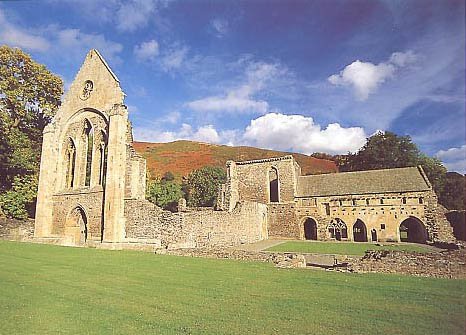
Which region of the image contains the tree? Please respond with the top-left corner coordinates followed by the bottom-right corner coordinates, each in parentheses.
top-left (161, 171), bottom-right (175, 182)
top-left (338, 131), bottom-right (449, 196)
top-left (183, 166), bottom-right (226, 207)
top-left (417, 154), bottom-right (447, 195)
top-left (147, 179), bottom-right (184, 211)
top-left (0, 46), bottom-right (63, 218)
top-left (340, 131), bottom-right (420, 172)
top-left (0, 175), bottom-right (38, 219)
top-left (439, 172), bottom-right (465, 210)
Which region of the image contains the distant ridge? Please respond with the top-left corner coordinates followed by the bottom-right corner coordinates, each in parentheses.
top-left (133, 140), bottom-right (338, 179)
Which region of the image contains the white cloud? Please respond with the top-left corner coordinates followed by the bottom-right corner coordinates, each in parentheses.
top-left (243, 113), bottom-right (367, 154)
top-left (186, 61), bottom-right (283, 114)
top-left (53, 27), bottom-right (123, 63)
top-left (436, 145), bottom-right (466, 173)
top-left (187, 94), bottom-right (269, 114)
top-left (211, 18), bottom-right (229, 37)
top-left (134, 39), bottom-right (159, 61)
top-left (133, 112), bottom-right (367, 155)
top-left (328, 50), bottom-right (417, 100)
top-left (161, 45), bottom-right (189, 72)
top-left (0, 9), bottom-right (49, 51)
top-left (134, 123), bottom-right (221, 144)
top-left (115, 0), bottom-right (159, 32)
top-left (0, 10), bottom-right (123, 63)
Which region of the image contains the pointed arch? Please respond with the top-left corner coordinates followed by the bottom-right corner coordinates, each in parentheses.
top-left (97, 130), bottom-right (107, 186)
top-left (65, 206), bottom-right (88, 245)
top-left (83, 119), bottom-right (94, 187)
top-left (353, 219), bottom-right (368, 242)
top-left (268, 167), bottom-right (279, 203)
top-left (64, 138), bottom-right (76, 188)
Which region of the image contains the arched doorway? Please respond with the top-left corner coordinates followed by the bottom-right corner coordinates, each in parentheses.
top-left (304, 218), bottom-right (318, 240)
top-left (371, 229), bottom-right (377, 242)
top-left (353, 219), bottom-right (368, 242)
top-left (328, 218), bottom-right (347, 241)
top-left (65, 207), bottom-right (88, 245)
top-left (399, 217), bottom-right (428, 243)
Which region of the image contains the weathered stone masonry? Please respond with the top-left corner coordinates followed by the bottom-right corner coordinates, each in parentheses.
top-left (34, 49), bottom-right (455, 249)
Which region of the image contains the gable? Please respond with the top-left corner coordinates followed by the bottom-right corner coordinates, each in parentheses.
top-left (54, 49), bottom-right (125, 124)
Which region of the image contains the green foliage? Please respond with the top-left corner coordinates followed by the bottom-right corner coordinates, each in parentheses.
top-left (161, 171), bottom-right (175, 182)
top-left (340, 131), bottom-right (420, 172)
top-left (146, 178), bottom-right (184, 211)
top-left (417, 154), bottom-right (447, 195)
top-left (338, 131), bottom-right (456, 202)
top-left (439, 172), bottom-right (465, 210)
top-left (0, 46), bottom-right (62, 217)
top-left (183, 166), bottom-right (226, 207)
top-left (0, 174), bottom-right (38, 219)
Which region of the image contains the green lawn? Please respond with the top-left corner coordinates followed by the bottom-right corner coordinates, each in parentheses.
top-left (0, 241), bottom-right (464, 335)
top-left (266, 241), bottom-right (433, 256)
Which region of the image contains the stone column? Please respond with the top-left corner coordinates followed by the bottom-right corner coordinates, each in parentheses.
top-left (34, 123), bottom-right (57, 237)
top-left (103, 104), bottom-right (128, 242)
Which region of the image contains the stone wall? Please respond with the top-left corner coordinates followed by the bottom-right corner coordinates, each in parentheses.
top-left (0, 218), bottom-right (34, 241)
top-left (125, 200), bottom-right (267, 248)
top-left (231, 156), bottom-right (297, 204)
top-left (267, 203), bottom-right (299, 238)
top-left (51, 189), bottom-right (104, 241)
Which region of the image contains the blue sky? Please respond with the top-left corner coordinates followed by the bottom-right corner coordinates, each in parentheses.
top-left (1, 0), bottom-right (464, 172)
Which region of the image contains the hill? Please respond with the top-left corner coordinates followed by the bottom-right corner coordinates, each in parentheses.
top-left (133, 140), bottom-right (338, 180)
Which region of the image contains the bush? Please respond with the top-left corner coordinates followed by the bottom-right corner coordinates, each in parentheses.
top-left (183, 166), bottom-right (226, 207)
top-left (0, 174), bottom-right (38, 219)
top-left (147, 179), bottom-right (184, 211)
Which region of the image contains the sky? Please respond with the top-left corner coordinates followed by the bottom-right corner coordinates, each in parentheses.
top-left (1, 0), bottom-right (465, 173)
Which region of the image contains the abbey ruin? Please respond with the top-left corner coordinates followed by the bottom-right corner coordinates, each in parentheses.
top-left (34, 50), bottom-right (455, 250)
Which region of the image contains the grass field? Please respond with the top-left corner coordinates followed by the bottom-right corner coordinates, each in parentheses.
top-left (0, 241), bottom-right (464, 335)
top-left (266, 241), bottom-right (433, 256)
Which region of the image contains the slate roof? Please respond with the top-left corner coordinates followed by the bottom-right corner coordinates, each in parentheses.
top-left (296, 166), bottom-right (431, 197)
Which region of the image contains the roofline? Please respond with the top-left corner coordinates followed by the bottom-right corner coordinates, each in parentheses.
top-left (295, 188), bottom-right (431, 198)
top-left (298, 165), bottom-right (421, 179)
top-left (235, 155), bottom-right (295, 165)
top-left (91, 49), bottom-right (120, 83)
top-left (417, 165), bottom-right (432, 189)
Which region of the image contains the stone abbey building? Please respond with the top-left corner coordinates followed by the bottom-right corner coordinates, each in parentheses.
top-left (34, 50), bottom-right (454, 249)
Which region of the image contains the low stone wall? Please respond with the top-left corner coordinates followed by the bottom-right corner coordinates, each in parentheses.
top-left (163, 247), bottom-right (306, 268)
top-left (349, 249), bottom-right (466, 279)
top-left (0, 218), bottom-right (35, 241)
top-left (125, 200), bottom-right (268, 248)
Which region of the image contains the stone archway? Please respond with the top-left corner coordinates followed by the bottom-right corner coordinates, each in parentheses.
top-left (65, 207), bottom-right (88, 245)
top-left (353, 219), bottom-right (368, 242)
top-left (304, 218), bottom-right (318, 240)
top-left (399, 217), bottom-right (428, 244)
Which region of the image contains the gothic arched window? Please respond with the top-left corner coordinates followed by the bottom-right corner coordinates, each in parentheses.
top-left (84, 120), bottom-right (94, 187)
top-left (269, 167), bottom-right (279, 203)
top-left (65, 138), bottom-right (76, 188)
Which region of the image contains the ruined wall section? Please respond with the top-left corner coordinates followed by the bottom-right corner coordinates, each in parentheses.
top-left (424, 190), bottom-right (455, 242)
top-left (51, 190), bottom-right (104, 242)
top-left (124, 121), bottom-right (146, 200)
top-left (125, 200), bottom-right (267, 248)
top-left (267, 203), bottom-right (299, 238)
top-left (233, 156), bottom-right (297, 204)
